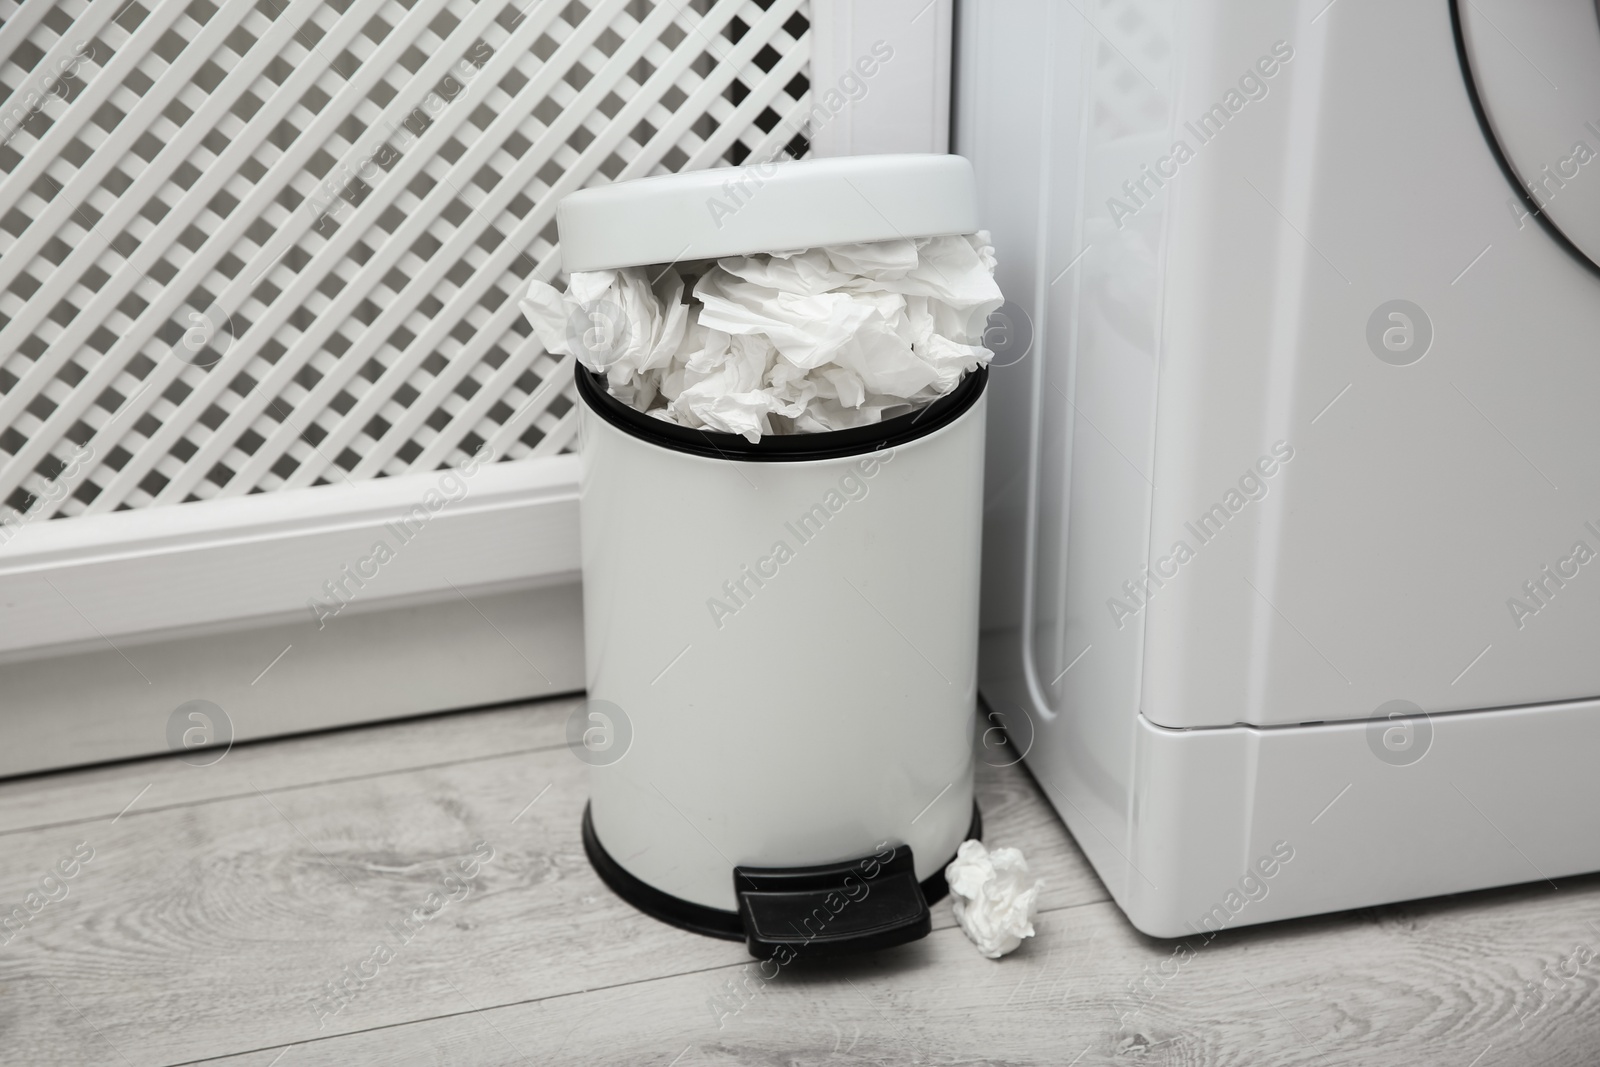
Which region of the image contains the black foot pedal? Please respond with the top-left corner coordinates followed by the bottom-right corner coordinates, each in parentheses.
top-left (734, 844), bottom-right (931, 959)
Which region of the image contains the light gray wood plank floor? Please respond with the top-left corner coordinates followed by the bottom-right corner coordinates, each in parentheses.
top-left (1, 694), bottom-right (1595, 1066)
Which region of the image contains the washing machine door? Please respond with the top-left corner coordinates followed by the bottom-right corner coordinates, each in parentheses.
top-left (1457, 0), bottom-right (1600, 270)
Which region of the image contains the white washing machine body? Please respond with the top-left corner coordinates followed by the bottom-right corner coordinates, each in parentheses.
top-left (961, 0), bottom-right (1600, 935)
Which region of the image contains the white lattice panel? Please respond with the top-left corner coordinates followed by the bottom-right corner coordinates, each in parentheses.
top-left (0, 0), bottom-right (812, 522)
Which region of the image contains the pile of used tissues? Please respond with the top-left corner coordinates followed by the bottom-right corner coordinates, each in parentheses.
top-left (520, 234), bottom-right (1004, 442)
top-left (946, 839), bottom-right (1045, 959)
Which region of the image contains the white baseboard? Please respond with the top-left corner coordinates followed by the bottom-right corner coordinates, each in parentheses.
top-left (0, 455), bottom-right (585, 776)
top-left (0, 454), bottom-right (580, 659)
top-left (0, 578), bottom-right (585, 777)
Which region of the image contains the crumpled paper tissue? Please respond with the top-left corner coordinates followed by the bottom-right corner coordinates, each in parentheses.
top-left (945, 839), bottom-right (1044, 959)
top-left (520, 234), bottom-right (1004, 441)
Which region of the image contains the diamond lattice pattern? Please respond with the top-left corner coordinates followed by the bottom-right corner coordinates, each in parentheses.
top-left (0, 0), bottom-right (811, 521)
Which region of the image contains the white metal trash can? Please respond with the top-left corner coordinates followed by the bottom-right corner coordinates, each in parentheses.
top-left (562, 155), bottom-right (988, 958)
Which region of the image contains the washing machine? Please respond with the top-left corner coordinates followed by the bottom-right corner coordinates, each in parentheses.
top-left (960, 0), bottom-right (1600, 936)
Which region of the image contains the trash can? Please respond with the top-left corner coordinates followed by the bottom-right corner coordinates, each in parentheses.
top-left (560, 155), bottom-right (988, 958)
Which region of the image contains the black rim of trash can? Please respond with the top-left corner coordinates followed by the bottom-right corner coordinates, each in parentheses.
top-left (581, 801), bottom-right (983, 943)
top-left (574, 363), bottom-right (988, 462)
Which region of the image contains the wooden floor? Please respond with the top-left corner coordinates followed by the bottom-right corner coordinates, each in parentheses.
top-left (1, 694), bottom-right (1596, 1066)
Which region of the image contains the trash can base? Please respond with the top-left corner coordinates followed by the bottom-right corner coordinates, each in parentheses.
top-left (581, 802), bottom-right (982, 951)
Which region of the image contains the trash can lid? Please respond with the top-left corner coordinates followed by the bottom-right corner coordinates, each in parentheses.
top-left (555, 154), bottom-right (979, 273)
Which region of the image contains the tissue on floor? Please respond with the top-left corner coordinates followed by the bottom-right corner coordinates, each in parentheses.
top-left (945, 839), bottom-right (1044, 959)
top-left (520, 234), bottom-right (1003, 441)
